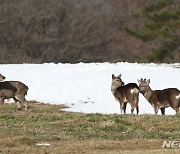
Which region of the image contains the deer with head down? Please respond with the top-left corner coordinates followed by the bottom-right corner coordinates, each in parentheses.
top-left (138, 78), bottom-right (180, 115)
top-left (111, 74), bottom-right (140, 114)
top-left (0, 73), bottom-right (29, 110)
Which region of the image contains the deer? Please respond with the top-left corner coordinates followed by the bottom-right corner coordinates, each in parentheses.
top-left (0, 73), bottom-right (29, 110)
top-left (137, 78), bottom-right (180, 115)
top-left (111, 74), bottom-right (140, 114)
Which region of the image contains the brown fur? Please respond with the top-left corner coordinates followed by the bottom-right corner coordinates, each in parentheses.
top-left (111, 74), bottom-right (139, 114)
top-left (0, 77), bottom-right (29, 110)
top-left (138, 78), bottom-right (180, 115)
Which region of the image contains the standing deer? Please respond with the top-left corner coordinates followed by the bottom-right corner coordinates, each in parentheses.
top-left (111, 74), bottom-right (139, 114)
top-left (0, 74), bottom-right (29, 110)
top-left (138, 78), bottom-right (180, 115)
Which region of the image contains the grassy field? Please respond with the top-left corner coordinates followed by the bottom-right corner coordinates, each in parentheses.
top-left (0, 101), bottom-right (180, 154)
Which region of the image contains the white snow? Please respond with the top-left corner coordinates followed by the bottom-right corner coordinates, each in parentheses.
top-left (0, 62), bottom-right (179, 115)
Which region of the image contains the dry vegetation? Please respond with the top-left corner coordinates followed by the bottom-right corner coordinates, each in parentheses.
top-left (0, 101), bottom-right (180, 153)
top-left (0, 0), bottom-right (179, 64)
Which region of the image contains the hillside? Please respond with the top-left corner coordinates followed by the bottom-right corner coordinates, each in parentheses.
top-left (0, 0), bottom-right (179, 63)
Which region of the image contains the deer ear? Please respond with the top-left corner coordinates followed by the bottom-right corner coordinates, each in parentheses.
top-left (137, 79), bottom-right (141, 84)
top-left (147, 79), bottom-right (150, 84)
top-left (112, 74), bottom-right (116, 79)
top-left (117, 74), bottom-right (121, 78)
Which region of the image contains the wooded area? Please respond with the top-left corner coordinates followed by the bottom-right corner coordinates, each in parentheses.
top-left (0, 0), bottom-right (179, 63)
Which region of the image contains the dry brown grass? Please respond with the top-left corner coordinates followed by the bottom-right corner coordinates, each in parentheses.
top-left (0, 101), bottom-right (180, 154)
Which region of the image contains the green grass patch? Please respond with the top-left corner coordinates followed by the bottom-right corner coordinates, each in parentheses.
top-left (0, 102), bottom-right (180, 153)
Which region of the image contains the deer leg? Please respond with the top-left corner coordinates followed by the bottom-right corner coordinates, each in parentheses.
top-left (175, 107), bottom-right (180, 114)
top-left (123, 103), bottom-right (127, 114)
top-left (176, 110), bottom-right (180, 114)
top-left (15, 95), bottom-right (28, 110)
top-left (131, 105), bottom-right (135, 114)
top-left (160, 108), bottom-right (165, 115)
top-left (154, 106), bottom-right (159, 115)
top-left (131, 108), bottom-right (134, 114)
top-left (136, 105), bottom-right (139, 115)
top-left (119, 102), bottom-right (123, 114)
top-left (131, 108), bottom-right (135, 114)
top-left (134, 97), bottom-right (139, 115)
top-left (13, 97), bottom-right (22, 110)
top-left (24, 99), bottom-right (28, 110)
top-left (130, 100), bottom-right (136, 114)
top-left (0, 97), bottom-right (5, 106)
top-left (17, 101), bottom-right (22, 110)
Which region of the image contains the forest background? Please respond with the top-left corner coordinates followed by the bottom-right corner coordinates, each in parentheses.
top-left (0, 0), bottom-right (179, 64)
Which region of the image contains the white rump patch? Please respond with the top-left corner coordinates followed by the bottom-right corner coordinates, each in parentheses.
top-left (130, 88), bottom-right (139, 94)
top-left (176, 94), bottom-right (180, 100)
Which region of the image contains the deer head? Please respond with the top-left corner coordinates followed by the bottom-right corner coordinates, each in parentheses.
top-left (112, 74), bottom-right (124, 87)
top-left (137, 78), bottom-right (150, 94)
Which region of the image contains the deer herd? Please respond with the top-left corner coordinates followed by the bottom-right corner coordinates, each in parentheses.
top-left (111, 74), bottom-right (180, 115)
top-left (0, 72), bottom-right (179, 115)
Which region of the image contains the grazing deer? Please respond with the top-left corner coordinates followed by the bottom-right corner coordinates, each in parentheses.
top-left (0, 74), bottom-right (29, 110)
top-left (138, 78), bottom-right (180, 115)
top-left (111, 74), bottom-right (140, 114)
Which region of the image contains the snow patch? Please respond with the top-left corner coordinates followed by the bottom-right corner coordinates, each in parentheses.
top-left (0, 62), bottom-right (179, 115)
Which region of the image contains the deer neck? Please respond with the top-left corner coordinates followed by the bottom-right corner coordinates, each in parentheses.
top-left (111, 85), bottom-right (119, 95)
top-left (142, 86), bottom-right (153, 102)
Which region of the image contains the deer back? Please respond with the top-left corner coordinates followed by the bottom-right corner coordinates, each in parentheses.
top-left (154, 88), bottom-right (180, 107)
top-left (0, 81), bottom-right (28, 98)
top-left (8, 81), bottom-right (29, 95)
top-left (115, 83), bottom-right (139, 102)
